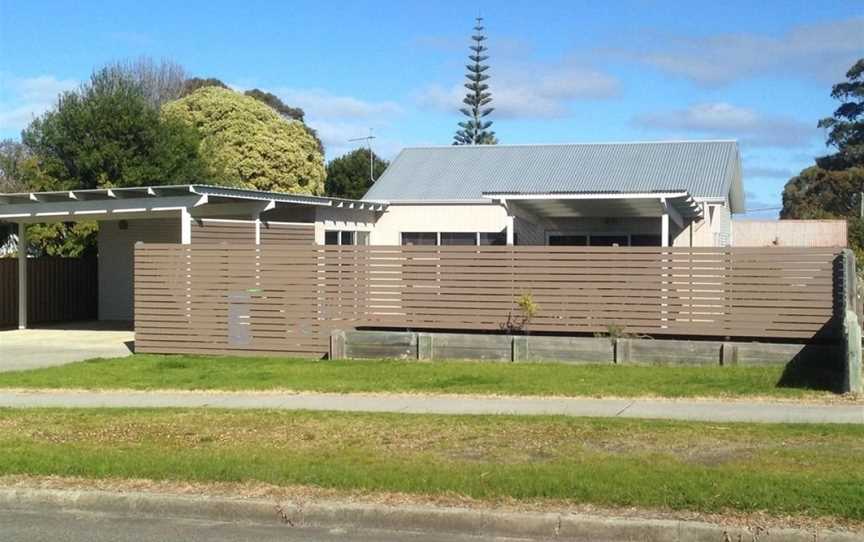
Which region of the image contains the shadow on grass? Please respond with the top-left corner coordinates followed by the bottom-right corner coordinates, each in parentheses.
top-left (777, 343), bottom-right (844, 393)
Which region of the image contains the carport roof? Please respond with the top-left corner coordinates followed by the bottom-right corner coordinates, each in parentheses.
top-left (0, 184), bottom-right (387, 221)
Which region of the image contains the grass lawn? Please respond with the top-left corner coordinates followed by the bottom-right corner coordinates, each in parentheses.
top-left (0, 408), bottom-right (861, 521)
top-left (0, 354), bottom-right (837, 398)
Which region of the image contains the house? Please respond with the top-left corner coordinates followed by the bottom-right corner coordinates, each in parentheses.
top-left (362, 140), bottom-right (744, 247)
top-left (1, 138), bottom-right (845, 329)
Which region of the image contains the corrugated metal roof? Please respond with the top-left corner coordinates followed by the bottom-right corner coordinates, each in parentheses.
top-left (364, 141), bottom-right (745, 212)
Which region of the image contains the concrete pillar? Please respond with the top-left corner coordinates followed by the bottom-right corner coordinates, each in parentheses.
top-left (180, 207), bottom-right (192, 244)
top-left (17, 222), bottom-right (27, 329)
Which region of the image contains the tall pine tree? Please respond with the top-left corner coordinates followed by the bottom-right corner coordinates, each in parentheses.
top-left (454, 17), bottom-right (496, 145)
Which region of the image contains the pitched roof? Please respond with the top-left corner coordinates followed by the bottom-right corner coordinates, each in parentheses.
top-left (364, 140), bottom-right (745, 212)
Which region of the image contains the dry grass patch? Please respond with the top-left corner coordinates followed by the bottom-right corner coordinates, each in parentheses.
top-left (0, 409), bottom-right (861, 522)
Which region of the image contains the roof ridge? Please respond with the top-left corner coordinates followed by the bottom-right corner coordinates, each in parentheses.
top-left (399, 140), bottom-right (738, 150)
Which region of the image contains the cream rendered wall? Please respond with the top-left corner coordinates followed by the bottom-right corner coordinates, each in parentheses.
top-left (98, 217), bottom-right (180, 321)
top-left (368, 203), bottom-right (509, 245)
top-left (672, 203), bottom-right (732, 247)
top-left (315, 207), bottom-right (378, 244)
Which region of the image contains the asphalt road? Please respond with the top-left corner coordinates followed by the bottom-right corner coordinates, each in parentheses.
top-left (0, 508), bottom-right (551, 542)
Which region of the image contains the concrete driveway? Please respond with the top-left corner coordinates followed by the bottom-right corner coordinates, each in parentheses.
top-left (0, 321), bottom-right (134, 373)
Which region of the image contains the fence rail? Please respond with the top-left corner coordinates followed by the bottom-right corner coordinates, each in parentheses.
top-left (0, 257), bottom-right (98, 328)
top-left (134, 245), bottom-right (842, 358)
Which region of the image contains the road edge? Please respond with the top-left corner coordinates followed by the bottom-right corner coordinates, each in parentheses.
top-left (0, 488), bottom-right (861, 541)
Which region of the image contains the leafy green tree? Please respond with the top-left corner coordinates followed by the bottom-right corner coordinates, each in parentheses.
top-left (244, 89), bottom-right (324, 154)
top-left (782, 58), bottom-right (864, 262)
top-left (0, 139), bottom-right (32, 193)
top-left (163, 86), bottom-right (326, 194)
top-left (25, 222), bottom-right (98, 257)
top-left (325, 148), bottom-right (388, 199)
top-left (816, 59), bottom-right (864, 171)
top-left (454, 17), bottom-right (496, 145)
top-left (244, 89), bottom-right (305, 120)
top-left (180, 77), bottom-right (229, 97)
top-left (22, 67), bottom-right (209, 190)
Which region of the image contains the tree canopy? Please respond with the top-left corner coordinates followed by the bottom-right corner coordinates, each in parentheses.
top-left (22, 66), bottom-right (209, 191)
top-left (454, 17), bottom-right (496, 145)
top-left (325, 148), bottom-right (389, 199)
top-left (162, 86), bottom-right (326, 194)
top-left (782, 58), bottom-right (864, 261)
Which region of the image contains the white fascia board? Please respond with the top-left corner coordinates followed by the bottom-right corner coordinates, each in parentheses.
top-left (0, 194), bottom-right (203, 218)
top-left (385, 199), bottom-right (497, 205)
top-left (484, 192), bottom-right (692, 201)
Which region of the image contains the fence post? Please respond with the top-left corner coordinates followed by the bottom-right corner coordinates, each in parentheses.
top-left (840, 249), bottom-right (862, 393)
top-left (330, 329), bottom-right (346, 360)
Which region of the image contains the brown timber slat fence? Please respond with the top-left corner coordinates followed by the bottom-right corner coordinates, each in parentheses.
top-left (0, 257), bottom-right (98, 328)
top-left (260, 222), bottom-right (315, 245)
top-left (134, 245), bottom-right (842, 358)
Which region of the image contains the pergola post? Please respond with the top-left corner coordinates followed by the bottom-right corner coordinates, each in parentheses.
top-left (180, 207), bottom-right (192, 244)
top-left (505, 215), bottom-right (514, 246)
top-left (660, 199), bottom-right (670, 247)
top-left (17, 222), bottom-right (27, 329)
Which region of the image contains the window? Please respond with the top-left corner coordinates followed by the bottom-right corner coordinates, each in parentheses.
top-left (440, 232), bottom-right (476, 246)
top-left (480, 231), bottom-right (507, 246)
top-left (548, 234), bottom-right (587, 246)
top-left (401, 232), bottom-right (437, 246)
top-left (401, 231), bottom-right (510, 246)
top-left (325, 231), bottom-right (356, 245)
top-left (630, 234), bottom-right (662, 247)
top-left (589, 235), bottom-right (629, 247)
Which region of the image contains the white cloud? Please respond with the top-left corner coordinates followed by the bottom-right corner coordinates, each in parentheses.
top-left (271, 89), bottom-right (404, 160)
top-left (276, 88), bottom-right (402, 120)
top-left (0, 74), bottom-right (78, 135)
top-left (633, 103), bottom-right (817, 148)
top-left (609, 17), bottom-right (863, 86)
top-left (744, 166), bottom-right (795, 179)
top-left (416, 62), bottom-right (619, 119)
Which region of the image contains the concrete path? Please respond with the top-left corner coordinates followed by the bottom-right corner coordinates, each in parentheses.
top-left (0, 390), bottom-right (861, 424)
top-left (0, 322), bottom-right (133, 373)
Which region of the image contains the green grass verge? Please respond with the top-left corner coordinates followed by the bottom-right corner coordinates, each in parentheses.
top-left (0, 354), bottom-right (833, 398)
top-left (0, 408), bottom-right (861, 520)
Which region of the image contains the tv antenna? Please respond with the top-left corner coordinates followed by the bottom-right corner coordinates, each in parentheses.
top-left (348, 129), bottom-right (377, 183)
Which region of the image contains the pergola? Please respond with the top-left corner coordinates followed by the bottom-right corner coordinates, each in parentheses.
top-left (0, 184), bottom-right (386, 329)
top-left (484, 191), bottom-right (706, 246)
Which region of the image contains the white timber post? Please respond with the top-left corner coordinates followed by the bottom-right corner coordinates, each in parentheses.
top-left (17, 222), bottom-right (27, 329)
top-left (660, 198), bottom-right (670, 248)
top-left (180, 207), bottom-right (192, 244)
top-left (505, 215), bottom-right (515, 246)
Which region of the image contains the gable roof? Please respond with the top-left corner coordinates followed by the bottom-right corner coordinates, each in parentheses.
top-left (364, 140), bottom-right (745, 213)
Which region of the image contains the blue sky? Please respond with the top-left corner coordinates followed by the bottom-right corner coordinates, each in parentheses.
top-left (1, 1), bottom-right (862, 217)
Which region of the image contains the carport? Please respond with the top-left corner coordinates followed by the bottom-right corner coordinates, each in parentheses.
top-left (0, 185), bottom-right (384, 329)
